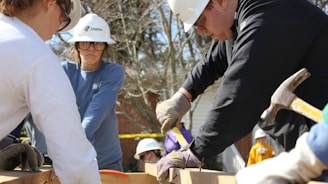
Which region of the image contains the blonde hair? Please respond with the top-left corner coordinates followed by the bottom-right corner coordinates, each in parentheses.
top-left (0, 0), bottom-right (34, 16)
top-left (0, 0), bottom-right (69, 17)
top-left (68, 43), bottom-right (81, 63)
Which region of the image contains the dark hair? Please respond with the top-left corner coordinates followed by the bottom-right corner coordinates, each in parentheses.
top-left (205, 0), bottom-right (214, 10)
top-left (153, 149), bottom-right (162, 158)
top-left (69, 43), bottom-right (81, 62)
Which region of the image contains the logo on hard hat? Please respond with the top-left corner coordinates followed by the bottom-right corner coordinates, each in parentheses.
top-left (83, 26), bottom-right (103, 32)
top-left (84, 26), bottom-right (90, 31)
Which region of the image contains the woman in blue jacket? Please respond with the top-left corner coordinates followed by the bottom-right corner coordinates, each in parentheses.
top-left (63, 13), bottom-right (124, 171)
top-left (27, 13), bottom-right (124, 171)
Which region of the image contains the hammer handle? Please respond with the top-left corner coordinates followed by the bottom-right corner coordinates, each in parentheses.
top-left (290, 97), bottom-right (322, 123)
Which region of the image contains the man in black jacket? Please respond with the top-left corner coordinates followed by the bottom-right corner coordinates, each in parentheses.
top-left (156, 0), bottom-right (328, 182)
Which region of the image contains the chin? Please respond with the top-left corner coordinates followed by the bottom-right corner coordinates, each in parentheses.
top-left (44, 35), bottom-right (53, 41)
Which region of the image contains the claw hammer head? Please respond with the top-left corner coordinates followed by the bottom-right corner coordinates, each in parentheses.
top-left (261, 68), bottom-right (311, 123)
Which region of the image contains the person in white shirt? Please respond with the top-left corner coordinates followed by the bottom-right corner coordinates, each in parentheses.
top-left (0, 0), bottom-right (101, 183)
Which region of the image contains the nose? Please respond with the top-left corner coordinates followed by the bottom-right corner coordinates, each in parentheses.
top-left (88, 43), bottom-right (96, 50)
top-left (195, 27), bottom-right (206, 35)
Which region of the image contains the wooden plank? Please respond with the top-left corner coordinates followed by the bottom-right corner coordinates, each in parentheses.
top-left (101, 173), bottom-right (158, 184)
top-left (1, 168), bottom-right (159, 184)
top-left (0, 163), bottom-right (326, 184)
top-left (144, 163), bottom-right (171, 184)
top-left (0, 168), bottom-right (59, 184)
top-left (169, 168), bottom-right (235, 184)
top-left (144, 163), bottom-right (157, 177)
top-left (145, 163), bottom-right (328, 184)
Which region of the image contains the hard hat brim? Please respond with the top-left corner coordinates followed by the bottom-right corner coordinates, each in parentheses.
top-left (182, 0), bottom-right (209, 32)
top-left (184, 22), bottom-right (193, 32)
top-left (255, 135), bottom-right (266, 139)
top-left (134, 146), bottom-right (163, 160)
top-left (59, 0), bottom-right (81, 32)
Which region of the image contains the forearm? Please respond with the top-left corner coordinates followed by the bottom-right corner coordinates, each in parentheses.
top-left (30, 62), bottom-right (101, 184)
top-left (236, 105), bottom-right (328, 184)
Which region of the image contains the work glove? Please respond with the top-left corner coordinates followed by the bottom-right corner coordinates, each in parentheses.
top-left (157, 149), bottom-right (201, 184)
top-left (0, 134), bottom-right (20, 150)
top-left (156, 91), bottom-right (191, 134)
top-left (0, 143), bottom-right (44, 172)
top-left (236, 132), bottom-right (327, 184)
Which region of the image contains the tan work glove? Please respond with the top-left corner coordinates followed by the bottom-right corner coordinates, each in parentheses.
top-left (0, 143), bottom-right (44, 171)
top-left (156, 91), bottom-right (191, 134)
top-left (236, 132), bottom-right (327, 184)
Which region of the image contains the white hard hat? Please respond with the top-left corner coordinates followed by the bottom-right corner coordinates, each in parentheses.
top-left (134, 138), bottom-right (163, 160)
top-left (59, 0), bottom-right (82, 32)
top-left (167, 0), bottom-right (209, 32)
top-left (68, 13), bottom-right (116, 44)
top-left (254, 129), bottom-right (267, 139)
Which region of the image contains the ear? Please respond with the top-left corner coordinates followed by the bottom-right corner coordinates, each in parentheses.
top-left (45, 0), bottom-right (56, 11)
top-left (212, 0), bottom-right (228, 10)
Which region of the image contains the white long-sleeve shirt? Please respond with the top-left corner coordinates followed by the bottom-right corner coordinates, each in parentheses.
top-left (0, 14), bottom-right (101, 184)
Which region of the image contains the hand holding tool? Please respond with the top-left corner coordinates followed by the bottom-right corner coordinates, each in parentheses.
top-left (236, 131), bottom-right (327, 184)
top-left (261, 68), bottom-right (322, 123)
top-left (156, 91), bottom-right (191, 134)
top-left (156, 149), bottom-right (200, 184)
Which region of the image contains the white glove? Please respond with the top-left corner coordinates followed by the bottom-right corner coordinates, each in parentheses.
top-left (236, 132), bottom-right (327, 184)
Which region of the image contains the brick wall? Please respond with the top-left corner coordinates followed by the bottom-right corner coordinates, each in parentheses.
top-left (117, 91), bottom-right (162, 171)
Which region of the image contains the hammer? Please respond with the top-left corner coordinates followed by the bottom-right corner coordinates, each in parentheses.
top-left (261, 68), bottom-right (322, 123)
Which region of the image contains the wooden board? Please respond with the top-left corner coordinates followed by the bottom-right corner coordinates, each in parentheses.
top-left (0, 167), bottom-right (159, 184)
top-left (0, 164), bottom-right (327, 184)
top-left (0, 168), bottom-right (59, 184)
top-left (169, 168), bottom-right (235, 184)
top-left (101, 172), bottom-right (158, 184)
top-left (144, 163), bottom-right (328, 184)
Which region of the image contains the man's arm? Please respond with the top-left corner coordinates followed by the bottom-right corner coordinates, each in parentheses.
top-left (236, 104), bottom-right (328, 183)
top-left (182, 41), bottom-right (228, 101)
top-left (28, 60), bottom-right (101, 184)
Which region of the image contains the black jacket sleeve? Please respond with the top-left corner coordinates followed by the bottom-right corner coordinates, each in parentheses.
top-left (182, 41), bottom-right (228, 101)
top-left (185, 0), bottom-right (328, 160)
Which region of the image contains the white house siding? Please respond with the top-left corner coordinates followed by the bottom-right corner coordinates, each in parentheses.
top-left (191, 88), bottom-right (217, 136)
top-left (189, 81), bottom-right (246, 172)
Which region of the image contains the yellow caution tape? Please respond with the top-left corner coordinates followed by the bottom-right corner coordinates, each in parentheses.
top-left (20, 133), bottom-right (165, 141)
top-left (119, 133), bottom-right (164, 139)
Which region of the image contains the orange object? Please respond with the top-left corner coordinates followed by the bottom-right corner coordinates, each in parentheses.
top-left (100, 170), bottom-right (128, 177)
